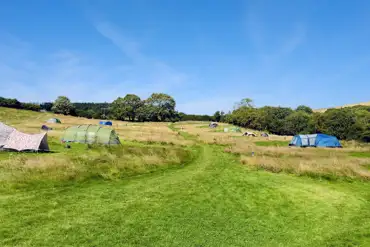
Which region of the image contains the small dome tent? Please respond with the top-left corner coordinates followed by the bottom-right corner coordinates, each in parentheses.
top-left (261, 132), bottom-right (269, 137)
top-left (209, 122), bottom-right (218, 128)
top-left (99, 121), bottom-right (112, 126)
top-left (41, 125), bottom-right (52, 131)
top-left (289, 134), bottom-right (342, 148)
top-left (62, 125), bottom-right (120, 145)
top-left (230, 127), bottom-right (241, 132)
top-left (47, 118), bottom-right (61, 124)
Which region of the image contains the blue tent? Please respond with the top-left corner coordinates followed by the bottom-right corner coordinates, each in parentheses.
top-left (289, 134), bottom-right (342, 148)
top-left (99, 121), bottom-right (112, 126)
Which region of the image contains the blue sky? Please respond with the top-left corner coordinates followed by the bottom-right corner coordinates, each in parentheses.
top-left (0, 0), bottom-right (369, 114)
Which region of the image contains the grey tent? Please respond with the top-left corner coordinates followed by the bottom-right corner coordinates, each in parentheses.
top-left (209, 122), bottom-right (218, 128)
top-left (0, 122), bottom-right (15, 148)
top-left (2, 130), bottom-right (49, 152)
top-left (261, 132), bottom-right (269, 137)
top-left (41, 125), bottom-right (52, 131)
top-left (243, 132), bottom-right (256, 137)
top-left (47, 118), bottom-right (61, 124)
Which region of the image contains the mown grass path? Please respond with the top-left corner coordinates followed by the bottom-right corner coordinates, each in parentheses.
top-left (1, 142), bottom-right (370, 246)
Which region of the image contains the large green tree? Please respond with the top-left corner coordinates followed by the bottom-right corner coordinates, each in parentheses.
top-left (284, 111), bottom-right (314, 135)
top-left (261, 106), bottom-right (294, 134)
top-left (296, 105), bottom-right (313, 114)
top-left (111, 94), bottom-right (142, 121)
top-left (111, 97), bottom-right (130, 121)
top-left (213, 111), bottom-right (221, 122)
top-left (146, 93), bottom-right (176, 121)
top-left (234, 98), bottom-right (254, 109)
top-left (51, 96), bottom-right (75, 115)
top-left (317, 108), bottom-right (360, 140)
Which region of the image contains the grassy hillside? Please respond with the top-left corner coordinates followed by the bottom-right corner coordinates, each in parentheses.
top-left (1, 107), bottom-right (370, 246)
top-left (315, 101), bottom-right (370, 112)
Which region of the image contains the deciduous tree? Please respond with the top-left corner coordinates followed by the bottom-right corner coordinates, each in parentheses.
top-left (51, 96), bottom-right (75, 115)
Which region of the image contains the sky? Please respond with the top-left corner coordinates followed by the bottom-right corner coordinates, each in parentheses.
top-left (0, 0), bottom-right (370, 114)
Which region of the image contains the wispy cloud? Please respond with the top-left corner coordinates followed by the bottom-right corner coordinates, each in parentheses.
top-left (0, 28), bottom-right (193, 111)
top-left (95, 22), bottom-right (143, 61)
top-left (93, 21), bottom-right (191, 94)
top-left (279, 23), bottom-right (306, 55)
top-left (245, 2), bottom-right (306, 62)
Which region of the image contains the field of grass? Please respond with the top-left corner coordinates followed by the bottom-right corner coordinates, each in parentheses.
top-left (254, 140), bottom-right (290, 147)
top-left (315, 101), bottom-right (370, 112)
top-left (1, 107), bottom-right (370, 246)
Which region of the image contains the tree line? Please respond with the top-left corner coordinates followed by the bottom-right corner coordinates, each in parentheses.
top-left (45, 94), bottom-right (181, 122)
top-left (2, 95), bottom-right (369, 142)
top-left (0, 94), bottom-right (213, 122)
top-left (0, 97), bottom-right (41, 111)
top-left (223, 99), bottom-right (370, 142)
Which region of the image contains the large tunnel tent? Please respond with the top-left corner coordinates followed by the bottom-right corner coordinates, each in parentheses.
top-left (289, 134), bottom-right (342, 148)
top-left (62, 125), bottom-right (121, 145)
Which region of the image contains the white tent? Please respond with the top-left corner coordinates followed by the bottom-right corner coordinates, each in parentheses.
top-left (47, 118), bottom-right (61, 123)
top-left (0, 122), bottom-right (49, 152)
top-left (0, 122), bottom-right (15, 148)
top-left (3, 130), bottom-right (49, 152)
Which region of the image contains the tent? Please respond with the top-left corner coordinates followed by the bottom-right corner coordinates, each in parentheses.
top-left (261, 132), bottom-right (269, 137)
top-left (289, 134), bottom-right (342, 148)
top-left (230, 127), bottom-right (241, 133)
top-left (99, 121), bottom-right (112, 126)
top-left (47, 118), bottom-right (61, 124)
top-left (2, 130), bottom-right (49, 152)
top-left (0, 122), bottom-right (15, 148)
top-left (209, 122), bottom-right (218, 128)
top-left (0, 122), bottom-right (50, 152)
top-left (41, 125), bottom-right (52, 131)
top-left (62, 125), bottom-right (120, 145)
top-left (243, 132), bottom-right (256, 137)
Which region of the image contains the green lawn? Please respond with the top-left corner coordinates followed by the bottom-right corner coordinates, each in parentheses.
top-left (1, 144), bottom-right (370, 246)
top-left (1, 114), bottom-right (370, 246)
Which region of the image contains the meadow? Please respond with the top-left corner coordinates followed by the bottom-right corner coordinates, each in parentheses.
top-left (1, 107), bottom-right (370, 246)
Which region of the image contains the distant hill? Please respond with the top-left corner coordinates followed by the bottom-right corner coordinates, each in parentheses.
top-left (315, 102), bottom-right (370, 112)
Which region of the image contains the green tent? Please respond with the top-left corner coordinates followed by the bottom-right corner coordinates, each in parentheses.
top-left (62, 125), bottom-right (120, 145)
top-left (47, 118), bottom-right (61, 124)
top-left (230, 127), bottom-right (241, 133)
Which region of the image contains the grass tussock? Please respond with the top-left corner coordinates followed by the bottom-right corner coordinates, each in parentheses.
top-left (241, 155), bottom-right (370, 180)
top-left (254, 140), bottom-right (290, 147)
top-left (237, 147), bottom-right (370, 180)
top-left (0, 145), bottom-right (193, 188)
top-left (224, 137), bottom-right (370, 180)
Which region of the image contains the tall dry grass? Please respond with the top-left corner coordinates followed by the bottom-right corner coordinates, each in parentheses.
top-left (241, 154), bottom-right (370, 180)
top-left (222, 135), bottom-right (370, 180)
top-left (0, 145), bottom-right (193, 187)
